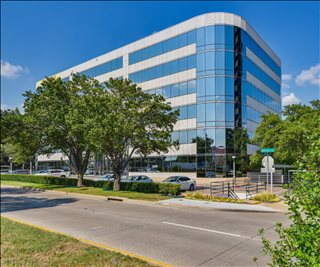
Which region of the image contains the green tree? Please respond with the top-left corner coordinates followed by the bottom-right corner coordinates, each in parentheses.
top-left (1, 108), bottom-right (39, 167)
top-left (87, 78), bottom-right (179, 190)
top-left (258, 139), bottom-right (320, 266)
top-left (250, 100), bottom-right (320, 168)
top-left (234, 127), bottom-right (250, 175)
top-left (23, 74), bottom-right (103, 186)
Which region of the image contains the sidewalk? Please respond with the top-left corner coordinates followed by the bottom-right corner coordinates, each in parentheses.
top-left (159, 198), bottom-right (281, 212)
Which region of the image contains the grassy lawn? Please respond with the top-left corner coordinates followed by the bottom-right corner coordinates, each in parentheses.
top-left (1, 217), bottom-right (153, 267)
top-left (0, 180), bottom-right (169, 201)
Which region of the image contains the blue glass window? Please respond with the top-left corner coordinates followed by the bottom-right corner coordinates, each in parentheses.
top-left (225, 51), bottom-right (234, 70)
top-left (216, 76), bottom-right (225, 95)
top-left (187, 30), bottom-right (196, 44)
top-left (206, 51), bottom-right (215, 70)
top-left (205, 26), bottom-right (215, 45)
top-left (179, 33), bottom-right (188, 47)
top-left (179, 131), bottom-right (188, 144)
top-left (179, 82), bottom-right (188, 96)
top-left (179, 57), bottom-right (188, 72)
top-left (188, 130), bottom-right (197, 143)
top-left (225, 77), bottom-right (234, 96)
top-left (226, 103), bottom-right (234, 122)
top-left (197, 53), bottom-right (205, 72)
top-left (188, 105), bottom-right (197, 118)
top-left (206, 77), bottom-right (215, 96)
top-left (197, 78), bottom-right (205, 97)
top-left (215, 51), bottom-right (225, 70)
top-left (188, 80), bottom-right (196, 94)
top-left (216, 103), bottom-right (225, 121)
top-left (197, 104), bottom-right (205, 122)
top-left (197, 27), bottom-right (205, 47)
top-left (215, 25), bottom-right (225, 44)
top-left (206, 103), bottom-right (215, 121)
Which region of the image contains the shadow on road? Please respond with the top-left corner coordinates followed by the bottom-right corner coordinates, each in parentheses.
top-left (1, 187), bottom-right (77, 213)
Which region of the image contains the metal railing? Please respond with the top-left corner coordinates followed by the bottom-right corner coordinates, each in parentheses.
top-left (245, 182), bottom-right (267, 199)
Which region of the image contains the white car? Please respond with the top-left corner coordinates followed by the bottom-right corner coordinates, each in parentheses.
top-left (34, 169), bottom-right (69, 178)
top-left (126, 175), bottom-right (153, 183)
top-left (162, 176), bottom-right (196, 191)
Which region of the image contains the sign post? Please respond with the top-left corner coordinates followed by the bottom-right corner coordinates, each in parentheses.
top-left (261, 155), bottom-right (275, 195)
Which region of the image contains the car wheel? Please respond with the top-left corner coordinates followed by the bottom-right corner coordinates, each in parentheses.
top-left (60, 175), bottom-right (66, 178)
top-left (189, 184), bottom-right (195, 191)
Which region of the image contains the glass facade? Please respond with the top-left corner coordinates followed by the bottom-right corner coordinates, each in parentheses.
top-left (47, 16), bottom-right (281, 178)
top-left (128, 25), bottom-right (281, 177)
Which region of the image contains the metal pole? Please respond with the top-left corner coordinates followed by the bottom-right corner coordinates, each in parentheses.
top-left (267, 156), bottom-right (269, 202)
top-left (29, 161), bottom-right (32, 175)
top-left (271, 170), bottom-right (273, 194)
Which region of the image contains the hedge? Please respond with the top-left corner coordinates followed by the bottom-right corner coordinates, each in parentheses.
top-left (0, 174), bottom-right (180, 196)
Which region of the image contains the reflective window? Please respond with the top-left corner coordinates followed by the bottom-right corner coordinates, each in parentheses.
top-left (206, 77), bottom-right (215, 96)
top-left (188, 80), bottom-right (197, 94)
top-left (206, 51), bottom-right (215, 70)
top-left (197, 53), bottom-right (205, 72)
top-left (215, 129), bottom-right (225, 149)
top-left (215, 25), bottom-right (225, 44)
top-left (216, 77), bottom-right (225, 95)
top-left (205, 26), bottom-right (215, 45)
top-left (188, 105), bottom-right (197, 118)
top-left (225, 77), bottom-right (234, 96)
top-left (226, 103), bottom-right (234, 122)
top-left (197, 104), bottom-right (205, 122)
top-left (197, 27), bottom-right (205, 47)
top-left (188, 130), bottom-right (197, 143)
top-left (215, 51), bottom-right (225, 70)
top-left (216, 103), bottom-right (225, 121)
top-left (206, 103), bottom-right (215, 121)
top-left (179, 131), bottom-right (188, 144)
top-left (197, 78), bottom-right (206, 97)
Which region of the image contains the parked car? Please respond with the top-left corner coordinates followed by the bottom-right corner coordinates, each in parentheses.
top-left (126, 175), bottom-right (153, 183)
top-left (98, 174), bottom-right (127, 181)
top-left (9, 169), bottom-right (30, 174)
top-left (34, 169), bottom-right (69, 178)
top-left (162, 176), bottom-right (196, 191)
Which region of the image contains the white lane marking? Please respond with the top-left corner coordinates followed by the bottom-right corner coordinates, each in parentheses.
top-left (91, 226), bottom-right (103, 230)
top-left (163, 222), bottom-right (241, 237)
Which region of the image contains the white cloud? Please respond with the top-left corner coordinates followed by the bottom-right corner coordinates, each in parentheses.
top-left (282, 92), bottom-right (301, 106)
top-left (1, 60), bottom-right (28, 79)
top-left (295, 64), bottom-right (320, 86)
top-left (281, 74), bottom-right (292, 81)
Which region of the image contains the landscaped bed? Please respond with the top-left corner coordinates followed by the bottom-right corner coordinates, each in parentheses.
top-left (0, 216), bottom-right (153, 267)
top-left (185, 192), bottom-right (260, 204)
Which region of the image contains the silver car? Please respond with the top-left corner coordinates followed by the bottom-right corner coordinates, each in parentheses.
top-left (34, 169), bottom-right (69, 178)
top-left (162, 176), bottom-right (196, 191)
top-left (126, 175), bottom-right (153, 183)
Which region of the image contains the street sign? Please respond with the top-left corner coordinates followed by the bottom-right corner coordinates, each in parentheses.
top-left (261, 156), bottom-right (274, 172)
top-left (261, 167), bottom-right (275, 173)
top-left (261, 148), bottom-right (275, 153)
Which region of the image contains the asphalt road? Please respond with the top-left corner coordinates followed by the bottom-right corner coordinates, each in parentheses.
top-left (1, 186), bottom-right (288, 267)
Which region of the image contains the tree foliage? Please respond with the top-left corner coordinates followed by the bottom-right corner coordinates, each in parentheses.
top-left (1, 108), bottom-right (39, 165)
top-left (258, 139), bottom-right (320, 266)
top-left (23, 74), bottom-right (103, 186)
top-left (250, 100), bottom-right (320, 168)
top-left (87, 78), bottom-right (179, 190)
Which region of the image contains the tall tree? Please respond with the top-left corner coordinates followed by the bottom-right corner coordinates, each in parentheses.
top-left (250, 100), bottom-right (320, 168)
top-left (1, 108), bottom-right (39, 168)
top-left (23, 74), bottom-right (103, 186)
top-left (258, 139), bottom-right (320, 266)
top-left (88, 78), bottom-right (179, 190)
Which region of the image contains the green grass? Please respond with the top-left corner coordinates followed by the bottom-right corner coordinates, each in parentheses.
top-left (1, 217), bottom-right (153, 267)
top-left (0, 180), bottom-right (169, 201)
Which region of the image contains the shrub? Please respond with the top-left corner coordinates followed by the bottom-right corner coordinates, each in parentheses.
top-left (0, 174), bottom-right (106, 188)
top-left (159, 183), bottom-right (180, 196)
top-left (251, 191), bottom-right (280, 202)
top-left (185, 192), bottom-right (247, 203)
top-left (1, 174), bottom-right (180, 196)
top-left (103, 182), bottom-right (160, 193)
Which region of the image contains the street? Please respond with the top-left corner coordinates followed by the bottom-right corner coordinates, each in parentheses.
top-left (1, 186), bottom-right (288, 266)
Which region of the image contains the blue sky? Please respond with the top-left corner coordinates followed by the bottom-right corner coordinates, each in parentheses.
top-left (1, 1), bottom-right (319, 110)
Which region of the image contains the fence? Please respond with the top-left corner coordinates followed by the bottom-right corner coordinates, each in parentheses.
top-left (210, 180), bottom-right (267, 199)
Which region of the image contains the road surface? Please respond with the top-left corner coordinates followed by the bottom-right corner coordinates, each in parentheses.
top-left (1, 186), bottom-right (288, 266)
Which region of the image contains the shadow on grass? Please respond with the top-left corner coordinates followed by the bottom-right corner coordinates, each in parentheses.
top-left (1, 187), bottom-right (77, 213)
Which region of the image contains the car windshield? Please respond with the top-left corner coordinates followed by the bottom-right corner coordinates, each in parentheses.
top-left (163, 176), bottom-right (178, 182)
top-left (128, 176), bottom-right (138, 181)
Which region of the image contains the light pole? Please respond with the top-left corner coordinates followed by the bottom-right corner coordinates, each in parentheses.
top-left (232, 155), bottom-right (236, 186)
top-left (9, 157), bottom-right (13, 173)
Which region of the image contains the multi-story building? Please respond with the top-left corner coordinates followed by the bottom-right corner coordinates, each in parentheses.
top-left (37, 12), bottom-right (281, 178)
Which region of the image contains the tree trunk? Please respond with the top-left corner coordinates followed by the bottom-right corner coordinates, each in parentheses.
top-left (77, 173), bottom-right (84, 187)
top-left (113, 172), bottom-right (121, 191)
